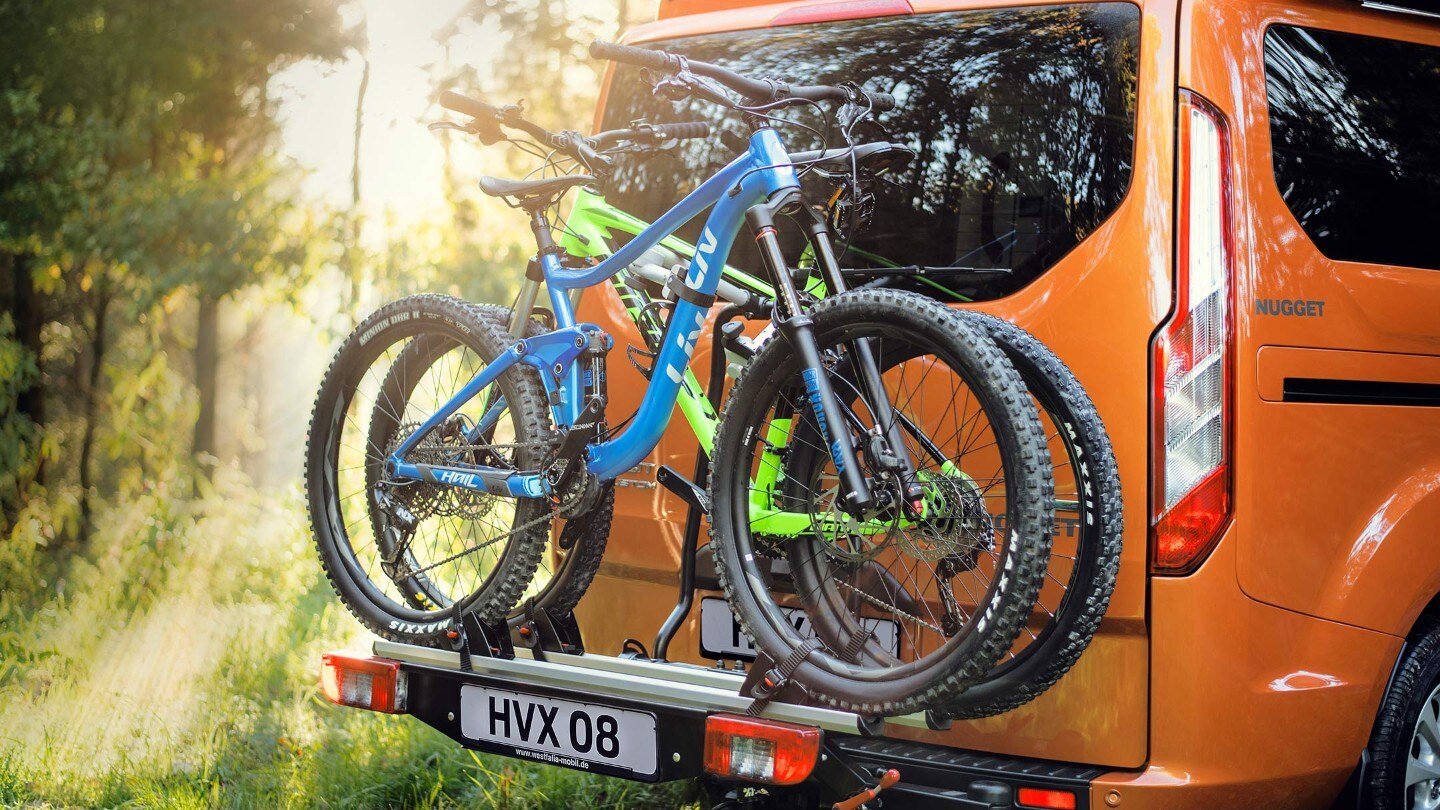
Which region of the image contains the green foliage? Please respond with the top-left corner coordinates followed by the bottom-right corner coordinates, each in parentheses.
top-left (0, 313), bottom-right (39, 514)
top-left (0, 0), bottom-right (360, 546)
top-left (0, 1), bottom-right (664, 804)
top-left (0, 475), bottom-right (690, 808)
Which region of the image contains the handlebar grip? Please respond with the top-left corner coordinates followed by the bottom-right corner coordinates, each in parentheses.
top-left (440, 90), bottom-right (501, 120)
top-left (590, 40), bottom-right (675, 72)
top-left (864, 91), bottom-right (897, 113)
top-left (653, 121), bottom-right (711, 141)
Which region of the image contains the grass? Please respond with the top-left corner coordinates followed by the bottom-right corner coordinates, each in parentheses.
top-left (0, 470), bottom-right (692, 808)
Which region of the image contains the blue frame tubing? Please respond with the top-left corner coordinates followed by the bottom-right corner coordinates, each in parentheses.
top-left (387, 129), bottom-right (799, 499)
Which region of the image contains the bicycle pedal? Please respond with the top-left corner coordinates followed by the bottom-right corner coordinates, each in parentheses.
top-left (656, 464), bottom-right (710, 514)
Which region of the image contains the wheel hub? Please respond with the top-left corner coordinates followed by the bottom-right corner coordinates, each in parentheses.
top-left (899, 473), bottom-right (993, 565)
top-left (1407, 682), bottom-right (1440, 809)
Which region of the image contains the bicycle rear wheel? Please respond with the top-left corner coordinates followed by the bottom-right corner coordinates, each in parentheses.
top-left (306, 294), bottom-right (552, 644)
top-left (709, 289), bottom-right (1054, 716)
top-left (931, 311), bottom-right (1122, 718)
top-left (365, 304), bottom-right (613, 626)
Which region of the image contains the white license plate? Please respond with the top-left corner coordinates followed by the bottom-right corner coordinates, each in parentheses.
top-left (698, 597), bottom-right (900, 660)
top-left (459, 685), bottom-right (657, 778)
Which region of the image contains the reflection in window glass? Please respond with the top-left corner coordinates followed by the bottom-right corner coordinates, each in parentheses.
top-left (1265, 26), bottom-right (1440, 272)
top-left (598, 4), bottom-right (1139, 300)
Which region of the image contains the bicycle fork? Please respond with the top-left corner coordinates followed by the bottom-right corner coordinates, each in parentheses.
top-left (800, 212), bottom-right (927, 514)
top-left (746, 198), bottom-right (927, 519)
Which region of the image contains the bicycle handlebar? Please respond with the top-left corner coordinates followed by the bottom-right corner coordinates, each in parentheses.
top-left (441, 89), bottom-right (608, 173)
top-left (440, 89), bottom-right (711, 172)
top-left (589, 40), bottom-right (897, 113)
top-left (591, 121), bottom-right (711, 148)
top-left (439, 89), bottom-right (501, 120)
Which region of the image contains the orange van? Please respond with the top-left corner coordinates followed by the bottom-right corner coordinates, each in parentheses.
top-left (562, 0), bottom-right (1440, 807)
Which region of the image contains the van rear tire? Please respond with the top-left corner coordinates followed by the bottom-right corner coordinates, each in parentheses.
top-left (1366, 614), bottom-right (1440, 809)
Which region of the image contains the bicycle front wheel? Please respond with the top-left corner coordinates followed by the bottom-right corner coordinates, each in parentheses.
top-left (709, 289), bottom-right (1054, 716)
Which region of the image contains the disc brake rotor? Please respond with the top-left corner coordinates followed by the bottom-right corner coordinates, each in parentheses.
top-left (809, 475), bottom-right (893, 563)
top-left (903, 472), bottom-right (994, 567)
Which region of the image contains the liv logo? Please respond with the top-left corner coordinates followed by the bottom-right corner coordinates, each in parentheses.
top-left (665, 310), bottom-right (706, 384)
top-left (687, 227), bottom-right (718, 286)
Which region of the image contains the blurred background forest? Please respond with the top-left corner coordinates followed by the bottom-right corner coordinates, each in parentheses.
top-left (0, 0), bottom-right (684, 805)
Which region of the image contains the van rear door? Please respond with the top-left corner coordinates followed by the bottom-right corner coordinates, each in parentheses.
top-left (575, 0), bottom-right (1178, 769)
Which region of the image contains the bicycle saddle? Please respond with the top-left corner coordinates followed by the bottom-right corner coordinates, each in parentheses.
top-left (791, 142), bottom-right (914, 176)
top-left (478, 173), bottom-right (595, 200)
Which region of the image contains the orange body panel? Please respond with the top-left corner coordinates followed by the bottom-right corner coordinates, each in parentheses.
top-left (1092, 530), bottom-right (1402, 809)
top-left (1178, 0), bottom-right (1440, 640)
top-left (571, 0), bottom-right (1440, 803)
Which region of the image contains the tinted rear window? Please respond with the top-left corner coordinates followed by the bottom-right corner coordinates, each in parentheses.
top-left (598, 4), bottom-right (1140, 301)
top-left (1264, 26), bottom-right (1440, 272)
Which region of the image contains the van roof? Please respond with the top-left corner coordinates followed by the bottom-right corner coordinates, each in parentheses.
top-left (656, 0), bottom-right (910, 23)
top-left (649, 0), bottom-right (1439, 27)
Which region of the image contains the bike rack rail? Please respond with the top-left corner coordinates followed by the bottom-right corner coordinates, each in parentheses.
top-left (365, 637), bottom-right (1103, 808)
top-left (374, 638), bottom-right (938, 736)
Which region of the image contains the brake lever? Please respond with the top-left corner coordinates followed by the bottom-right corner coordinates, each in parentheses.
top-left (650, 71), bottom-right (738, 111)
top-left (428, 118), bottom-right (506, 146)
top-left (651, 75), bottom-right (693, 102)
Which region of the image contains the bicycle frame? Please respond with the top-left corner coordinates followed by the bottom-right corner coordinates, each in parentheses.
top-left (387, 128), bottom-right (799, 498)
top-left (560, 190), bottom-right (772, 457)
top-left (560, 192), bottom-right (966, 537)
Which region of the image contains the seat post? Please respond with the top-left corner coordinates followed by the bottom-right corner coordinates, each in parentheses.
top-left (525, 204), bottom-right (581, 328)
top-left (527, 206), bottom-right (556, 254)
top-left (507, 207), bottom-right (555, 339)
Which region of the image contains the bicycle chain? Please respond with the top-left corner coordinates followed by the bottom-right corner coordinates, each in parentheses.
top-left (835, 579), bottom-right (945, 635)
top-left (392, 505), bottom-right (557, 580)
top-left (385, 430), bottom-right (611, 581)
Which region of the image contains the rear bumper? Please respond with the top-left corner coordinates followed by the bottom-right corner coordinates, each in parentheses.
top-left (370, 526), bottom-right (1405, 808)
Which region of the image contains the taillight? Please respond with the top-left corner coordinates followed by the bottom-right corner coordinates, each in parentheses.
top-left (320, 653), bottom-right (407, 714)
top-left (1017, 786), bottom-right (1078, 809)
top-left (1150, 90), bottom-right (1234, 575)
top-left (703, 713), bottom-right (821, 786)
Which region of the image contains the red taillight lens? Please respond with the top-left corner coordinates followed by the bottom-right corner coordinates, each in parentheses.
top-left (703, 713), bottom-right (821, 786)
top-left (1151, 90), bottom-right (1234, 575)
top-left (320, 653), bottom-right (407, 714)
top-left (1017, 787), bottom-right (1077, 809)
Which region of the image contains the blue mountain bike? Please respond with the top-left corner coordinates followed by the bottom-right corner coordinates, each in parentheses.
top-left (306, 41), bottom-right (1054, 714)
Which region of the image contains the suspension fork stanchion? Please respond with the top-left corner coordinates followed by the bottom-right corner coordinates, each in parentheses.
top-left (801, 215), bottom-right (925, 508)
top-left (747, 201), bottom-right (874, 514)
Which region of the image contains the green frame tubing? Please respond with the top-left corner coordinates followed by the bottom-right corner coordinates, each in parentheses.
top-left (558, 188), bottom-right (963, 539)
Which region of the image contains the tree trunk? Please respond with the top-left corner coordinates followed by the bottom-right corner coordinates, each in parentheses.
top-left (11, 253), bottom-right (44, 430)
top-left (78, 290), bottom-right (111, 543)
top-left (347, 57), bottom-right (369, 315)
top-left (193, 295), bottom-right (219, 478)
